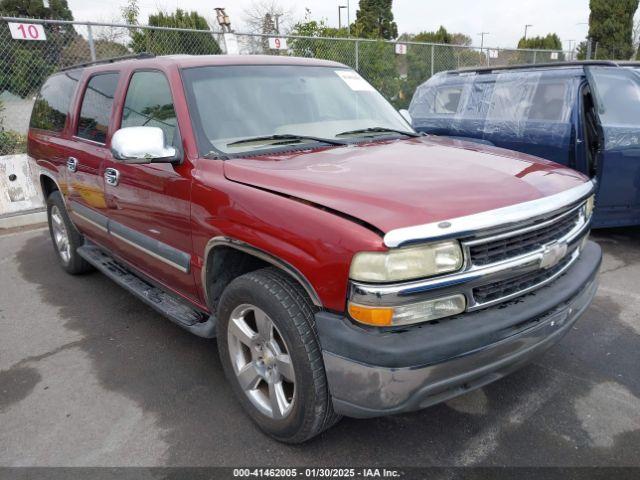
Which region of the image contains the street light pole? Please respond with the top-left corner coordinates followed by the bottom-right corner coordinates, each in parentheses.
top-left (524, 24), bottom-right (532, 40)
top-left (347, 0), bottom-right (351, 35)
top-left (338, 6), bottom-right (347, 30)
top-left (478, 32), bottom-right (489, 51)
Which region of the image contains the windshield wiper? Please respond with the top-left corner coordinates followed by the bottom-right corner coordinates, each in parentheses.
top-left (227, 134), bottom-right (347, 147)
top-left (336, 127), bottom-right (420, 138)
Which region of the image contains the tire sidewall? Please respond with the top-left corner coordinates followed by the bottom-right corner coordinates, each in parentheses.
top-left (217, 274), bottom-right (321, 441)
top-left (46, 191), bottom-right (87, 274)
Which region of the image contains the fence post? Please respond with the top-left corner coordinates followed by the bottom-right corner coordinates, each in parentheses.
top-left (87, 23), bottom-right (97, 62)
top-left (430, 44), bottom-right (434, 77)
top-left (533, 50), bottom-right (537, 64)
top-left (586, 39), bottom-right (592, 60)
top-left (355, 39), bottom-right (359, 71)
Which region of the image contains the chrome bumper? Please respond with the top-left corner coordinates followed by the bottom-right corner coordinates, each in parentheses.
top-left (317, 241), bottom-right (601, 418)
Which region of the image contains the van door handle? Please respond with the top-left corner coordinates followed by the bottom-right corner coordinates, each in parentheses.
top-left (67, 157), bottom-right (78, 173)
top-left (104, 167), bottom-right (120, 187)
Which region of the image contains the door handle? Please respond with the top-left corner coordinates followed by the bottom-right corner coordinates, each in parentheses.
top-left (67, 157), bottom-right (78, 173)
top-left (104, 167), bottom-right (120, 187)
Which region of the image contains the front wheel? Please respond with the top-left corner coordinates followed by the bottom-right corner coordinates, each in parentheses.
top-left (46, 191), bottom-right (93, 275)
top-left (217, 267), bottom-right (340, 443)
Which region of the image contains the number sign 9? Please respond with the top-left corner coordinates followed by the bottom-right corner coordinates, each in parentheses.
top-left (8, 22), bottom-right (47, 41)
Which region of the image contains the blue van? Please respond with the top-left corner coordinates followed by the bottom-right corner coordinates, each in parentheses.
top-left (408, 61), bottom-right (640, 228)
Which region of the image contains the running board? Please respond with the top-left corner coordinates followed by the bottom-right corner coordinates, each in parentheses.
top-left (77, 243), bottom-right (216, 338)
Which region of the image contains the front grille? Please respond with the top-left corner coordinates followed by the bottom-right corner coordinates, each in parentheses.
top-left (469, 208), bottom-right (581, 266)
top-left (472, 253), bottom-right (574, 305)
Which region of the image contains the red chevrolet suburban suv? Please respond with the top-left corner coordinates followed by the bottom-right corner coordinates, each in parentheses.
top-left (28, 54), bottom-right (601, 443)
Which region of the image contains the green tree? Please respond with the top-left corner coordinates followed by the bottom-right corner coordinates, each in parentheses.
top-left (587, 0), bottom-right (638, 59)
top-left (398, 26), bottom-right (478, 108)
top-left (289, 10), bottom-right (399, 104)
top-left (517, 33), bottom-right (562, 50)
top-left (0, 0), bottom-right (77, 96)
top-left (353, 0), bottom-right (397, 40)
top-left (125, 7), bottom-right (221, 55)
top-left (516, 33), bottom-right (565, 62)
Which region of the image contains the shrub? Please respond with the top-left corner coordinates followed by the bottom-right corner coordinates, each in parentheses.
top-left (0, 129), bottom-right (27, 155)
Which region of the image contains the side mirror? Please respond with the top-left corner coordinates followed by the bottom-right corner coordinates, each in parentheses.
top-left (111, 126), bottom-right (178, 164)
top-left (399, 109), bottom-right (412, 125)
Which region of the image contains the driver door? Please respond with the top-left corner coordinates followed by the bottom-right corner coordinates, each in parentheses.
top-left (585, 66), bottom-right (640, 227)
top-left (102, 69), bottom-right (198, 302)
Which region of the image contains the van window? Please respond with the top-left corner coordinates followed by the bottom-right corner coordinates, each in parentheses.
top-left (433, 86), bottom-right (463, 114)
top-left (588, 67), bottom-right (640, 126)
top-left (29, 72), bottom-right (80, 132)
top-left (121, 71), bottom-right (177, 146)
top-left (528, 82), bottom-right (569, 121)
top-left (486, 77), bottom-right (538, 122)
top-left (77, 73), bottom-right (119, 144)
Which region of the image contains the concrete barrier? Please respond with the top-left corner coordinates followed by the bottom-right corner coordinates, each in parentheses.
top-left (0, 153), bottom-right (46, 229)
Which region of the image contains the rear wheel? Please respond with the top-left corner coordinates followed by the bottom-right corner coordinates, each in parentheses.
top-left (217, 267), bottom-right (340, 443)
top-left (46, 191), bottom-right (93, 275)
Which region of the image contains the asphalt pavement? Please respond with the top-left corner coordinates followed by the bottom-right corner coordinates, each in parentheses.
top-left (0, 225), bottom-right (638, 467)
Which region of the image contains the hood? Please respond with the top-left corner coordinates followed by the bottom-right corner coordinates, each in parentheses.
top-left (223, 136), bottom-right (589, 235)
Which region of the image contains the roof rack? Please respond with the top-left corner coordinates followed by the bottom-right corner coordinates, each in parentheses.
top-left (446, 60), bottom-right (619, 75)
top-left (59, 52), bottom-right (155, 72)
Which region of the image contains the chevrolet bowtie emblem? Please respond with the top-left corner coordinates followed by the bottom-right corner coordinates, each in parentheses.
top-left (540, 242), bottom-right (568, 269)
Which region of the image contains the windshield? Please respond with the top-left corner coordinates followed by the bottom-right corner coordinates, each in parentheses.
top-left (181, 65), bottom-right (413, 155)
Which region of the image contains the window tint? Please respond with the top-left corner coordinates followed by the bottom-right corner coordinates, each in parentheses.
top-left (77, 73), bottom-right (119, 143)
top-left (528, 82), bottom-right (569, 121)
top-left (121, 71), bottom-right (177, 145)
top-left (29, 71), bottom-right (80, 132)
top-left (433, 86), bottom-right (463, 114)
top-left (589, 68), bottom-right (640, 126)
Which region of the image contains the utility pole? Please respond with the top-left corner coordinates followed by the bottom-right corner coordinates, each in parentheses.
top-left (524, 24), bottom-right (532, 40)
top-left (338, 5), bottom-right (347, 30)
top-left (566, 39), bottom-right (575, 60)
top-left (347, 0), bottom-right (351, 35)
top-left (478, 32), bottom-right (490, 51)
top-left (274, 13), bottom-right (282, 34)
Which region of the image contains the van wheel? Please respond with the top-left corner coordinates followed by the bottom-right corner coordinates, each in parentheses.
top-left (46, 191), bottom-right (92, 275)
top-left (217, 267), bottom-right (340, 443)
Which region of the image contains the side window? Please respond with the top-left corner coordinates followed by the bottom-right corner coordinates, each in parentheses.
top-left (528, 82), bottom-right (570, 122)
top-left (121, 71), bottom-right (177, 146)
top-left (486, 76), bottom-right (539, 122)
top-left (433, 86), bottom-right (463, 114)
top-left (29, 71), bottom-right (80, 132)
top-left (77, 73), bottom-right (119, 144)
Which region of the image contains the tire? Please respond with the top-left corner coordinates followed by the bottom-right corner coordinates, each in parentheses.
top-left (46, 191), bottom-right (93, 275)
top-left (217, 267), bottom-right (341, 443)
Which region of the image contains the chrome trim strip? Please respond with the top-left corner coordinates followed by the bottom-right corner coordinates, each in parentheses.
top-left (111, 231), bottom-right (189, 274)
top-left (202, 236), bottom-right (323, 308)
top-left (350, 211), bottom-right (590, 310)
top-left (383, 181), bottom-right (595, 248)
top-left (71, 211), bottom-right (108, 233)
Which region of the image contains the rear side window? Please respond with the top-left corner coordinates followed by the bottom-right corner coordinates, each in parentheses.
top-left (77, 73), bottom-right (120, 144)
top-left (433, 86), bottom-right (463, 114)
top-left (29, 72), bottom-right (80, 132)
top-left (121, 71), bottom-right (177, 145)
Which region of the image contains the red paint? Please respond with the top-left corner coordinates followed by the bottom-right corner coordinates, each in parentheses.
top-left (28, 55), bottom-right (591, 314)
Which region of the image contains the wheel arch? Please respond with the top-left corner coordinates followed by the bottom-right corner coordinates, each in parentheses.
top-left (202, 236), bottom-right (323, 312)
top-left (39, 171), bottom-right (61, 200)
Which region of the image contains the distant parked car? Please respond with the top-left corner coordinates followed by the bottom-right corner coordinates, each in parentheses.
top-left (409, 61), bottom-right (640, 228)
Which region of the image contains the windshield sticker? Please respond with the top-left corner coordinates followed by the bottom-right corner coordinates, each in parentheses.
top-left (335, 70), bottom-right (375, 92)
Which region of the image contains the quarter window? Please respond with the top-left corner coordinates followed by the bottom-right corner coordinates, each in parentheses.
top-left (29, 71), bottom-right (80, 132)
top-left (121, 71), bottom-right (177, 146)
top-left (77, 73), bottom-right (119, 144)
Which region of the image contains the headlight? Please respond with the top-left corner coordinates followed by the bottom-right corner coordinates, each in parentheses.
top-left (585, 195), bottom-right (595, 219)
top-left (349, 240), bottom-right (463, 283)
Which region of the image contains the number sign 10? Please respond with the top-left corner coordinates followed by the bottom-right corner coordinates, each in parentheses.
top-left (8, 22), bottom-right (47, 41)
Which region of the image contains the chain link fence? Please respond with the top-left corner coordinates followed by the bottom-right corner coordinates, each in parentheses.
top-left (0, 16), bottom-right (573, 156)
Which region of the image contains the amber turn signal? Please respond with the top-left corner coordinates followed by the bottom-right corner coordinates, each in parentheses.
top-left (348, 303), bottom-right (394, 326)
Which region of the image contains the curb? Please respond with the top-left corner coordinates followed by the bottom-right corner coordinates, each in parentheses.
top-left (0, 208), bottom-right (47, 230)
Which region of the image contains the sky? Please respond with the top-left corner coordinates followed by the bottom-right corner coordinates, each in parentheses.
top-left (67, 0), bottom-right (592, 51)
